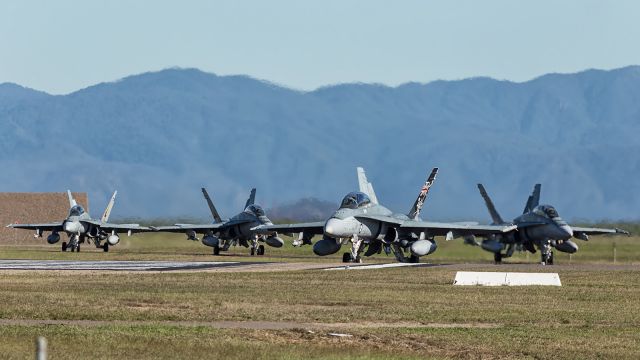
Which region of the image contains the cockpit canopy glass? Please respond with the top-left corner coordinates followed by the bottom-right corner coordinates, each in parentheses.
top-left (533, 205), bottom-right (560, 219)
top-left (69, 205), bottom-right (85, 217)
top-left (246, 204), bottom-right (265, 217)
top-left (339, 192), bottom-right (371, 209)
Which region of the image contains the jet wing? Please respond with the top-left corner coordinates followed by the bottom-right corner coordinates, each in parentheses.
top-left (6, 222), bottom-right (64, 232)
top-left (99, 223), bottom-right (154, 233)
top-left (152, 223), bottom-right (227, 234)
top-left (571, 226), bottom-right (630, 241)
top-left (83, 220), bottom-right (154, 233)
top-left (355, 214), bottom-right (516, 236)
top-left (401, 220), bottom-right (516, 236)
top-left (252, 222), bottom-right (325, 235)
top-left (572, 226), bottom-right (630, 236)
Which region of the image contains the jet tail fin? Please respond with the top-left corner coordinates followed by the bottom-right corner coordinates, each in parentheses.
top-left (101, 191), bottom-right (117, 223)
top-left (407, 167), bottom-right (438, 220)
top-left (244, 188), bottom-right (257, 209)
top-left (522, 184), bottom-right (541, 214)
top-left (531, 184), bottom-right (541, 210)
top-left (477, 184), bottom-right (505, 225)
top-left (67, 190), bottom-right (77, 208)
top-left (357, 167), bottom-right (379, 205)
top-left (202, 188), bottom-right (223, 223)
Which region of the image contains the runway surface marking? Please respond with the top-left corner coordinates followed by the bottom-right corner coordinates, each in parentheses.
top-left (323, 263), bottom-right (427, 271)
top-left (0, 259), bottom-right (247, 271)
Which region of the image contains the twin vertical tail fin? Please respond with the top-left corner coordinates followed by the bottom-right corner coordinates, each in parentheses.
top-left (477, 184), bottom-right (505, 225)
top-left (357, 167), bottom-right (379, 204)
top-left (244, 188), bottom-right (257, 209)
top-left (67, 190), bottom-right (77, 208)
top-left (202, 188), bottom-right (223, 223)
top-left (522, 184), bottom-right (541, 214)
top-left (408, 167), bottom-right (438, 220)
top-left (101, 191), bottom-right (117, 223)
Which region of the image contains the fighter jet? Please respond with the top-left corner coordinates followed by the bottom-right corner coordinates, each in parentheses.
top-left (255, 167), bottom-right (515, 263)
top-left (471, 184), bottom-right (630, 264)
top-left (6, 190), bottom-right (151, 252)
top-left (153, 188), bottom-right (284, 255)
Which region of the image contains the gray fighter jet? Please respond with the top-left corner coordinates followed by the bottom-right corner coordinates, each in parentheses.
top-left (154, 188), bottom-right (284, 255)
top-left (471, 184), bottom-right (630, 264)
top-left (6, 190), bottom-right (150, 252)
top-left (256, 167), bottom-right (515, 263)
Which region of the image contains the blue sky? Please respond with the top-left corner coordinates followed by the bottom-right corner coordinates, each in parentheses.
top-left (1, 0), bottom-right (639, 94)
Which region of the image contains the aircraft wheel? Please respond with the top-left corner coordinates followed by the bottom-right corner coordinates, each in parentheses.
top-left (62, 242), bottom-right (67, 252)
top-left (494, 252), bottom-right (503, 264)
top-left (103, 243), bottom-right (109, 252)
top-left (250, 247), bottom-right (255, 256)
top-left (257, 245), bottom-right (265, 256)
top-left (409, 255), bottom-right (420, 263)
top-left (342, 252), bottom-right (352, 263)
top-left (213, 245), bottom-right (220, 255)
top-left (547, 252), bottom-right (554, 265)
top-left (77, 244), bottom-right (80, 252)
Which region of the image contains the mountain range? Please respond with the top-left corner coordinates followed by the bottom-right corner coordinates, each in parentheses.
top-left (1, 66), bottom-right (639, 222)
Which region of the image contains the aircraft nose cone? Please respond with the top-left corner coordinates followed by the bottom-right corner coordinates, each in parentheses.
top-left (324, 218), bottom-right (343, 237)
top-left (560, 224), bottom-right (573, 239)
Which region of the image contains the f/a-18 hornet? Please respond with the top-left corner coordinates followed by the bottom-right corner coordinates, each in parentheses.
top-left (256, 167), bottom-right (515, 263)
top-left (154, 188), bottom-right (283, 255)
top-left (470, 184), bottom-right (630, 265)
top-left (7, 190), bottom-right (151, 252)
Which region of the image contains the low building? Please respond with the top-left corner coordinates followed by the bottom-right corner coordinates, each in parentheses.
top-left (0, 192), bottom-right (89, 244)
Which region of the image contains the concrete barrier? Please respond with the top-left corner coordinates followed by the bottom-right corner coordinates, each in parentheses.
top-left (453, 271), bottom-right (561, 286)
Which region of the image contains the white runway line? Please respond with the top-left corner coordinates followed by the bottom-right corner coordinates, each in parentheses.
top-left (323, 263), bottom-right (425, 271)
top-left (0, 260), bottom-right (240, 271)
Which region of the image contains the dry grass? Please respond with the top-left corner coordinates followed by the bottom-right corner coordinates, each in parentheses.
top-left (0, 264), bottom-right (638, 359)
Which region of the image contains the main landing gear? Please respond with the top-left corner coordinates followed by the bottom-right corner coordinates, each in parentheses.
top-left (342, 252), bottom-right (362, 263)
top-left (250, 244), bottom-right (265, 256)
top-left (61, 238), bottom-right (81, 252)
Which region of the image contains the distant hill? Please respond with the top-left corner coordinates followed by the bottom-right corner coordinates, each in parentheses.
top-left (1, 66), bottom-right (639, 221)
top-left (267, 198), bottom-right (337, 222)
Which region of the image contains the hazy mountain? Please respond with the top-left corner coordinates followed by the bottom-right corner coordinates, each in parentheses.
top-left (1, 66), bottom-right (639, 221)
top-left (267, 198), bottom-right (338, 222)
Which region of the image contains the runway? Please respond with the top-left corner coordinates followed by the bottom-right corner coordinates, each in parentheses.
top-left (322, 263), bottom-right (431, 271)
top-left (0, 259), bottom-right (258, 271)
